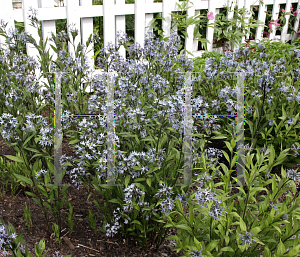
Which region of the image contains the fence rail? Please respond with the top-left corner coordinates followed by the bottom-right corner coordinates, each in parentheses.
top-left (1, 0), bottom-right (300, 69)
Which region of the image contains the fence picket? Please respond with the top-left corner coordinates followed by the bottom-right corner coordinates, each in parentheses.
top-left (269, 0), bottom-right (280, 40)
top-left (292, 0), bottom-right (300, 41)
top-left (40, 0), bottom-right (57, 61)
top-left (135, 0), bottom-right (146, 48)
top-left (243, 0), bottom-right (252, 44)
top-left (0, 1), bottom-right (14, 49)
top-left (186, 1), bottom-right (196, 56)
top-left (162, 0), bottom-right (173, 39)
top-left (255, 0), bottom-right (267, 42)
top-left (116, 0), bottom-right (126, 59)
top-left (80, 0), bottom-right (94, 69)
top-left (206, 0), bottom-right (215, 52)
top-left (103, 0), bottom-right (115, 52)
top-left (281, 0), bottom-right (292, 42)
top-left (0, 0), bottom-right (299, 65)
top-left (145, 0), bottom-right (154, 35)
top-left (65, 0), bottom-right (80, 58)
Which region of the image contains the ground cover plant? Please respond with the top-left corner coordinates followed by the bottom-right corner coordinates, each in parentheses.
top-left (0, 6), bottom-right (300, 257)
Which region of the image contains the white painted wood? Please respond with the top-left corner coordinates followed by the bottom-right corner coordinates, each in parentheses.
top-left (206, 0), bottom-right (216, 51)
top-left (193, 10), bottom-right (200, 52)
top-left (162, 0), bottom-right (173, 38)
top-left (116, 0), bottom-right (126, 60)
top-left (23, 0), bottom-right (40, 61)
top-left (80, 0), bottom-right (94, 69)
top-left (40, 0), bottom-right (57, 61)
top-left (186, 0), bottom-right (196, 57)
top-left (135, 0), bottom-right (146, 47)
top-left (269, 0), bottom-right (280, 40)
top-left (243, 0), bottom-right (253, 44)
top-left (65, 0), bottom-right (81, 58)
top-left (236, 0), bottom-right (244, 46)
top-left (255, 0), bottom-right (267, 42)
top-left (292, 0), bottom-right (300, 41)
top-left (103, 0), bottom-right (115, 51)
top-left (145, 0), bottom-right (154, 34)
top-left (281, 0), bottom-right (292, 42)
top-left (23, 0), bottom-right (41, 82)
top-left (0, 0), bottom-right (15, 50)
top-left (54, 0), bottom-right (63, 7)
top-left (227, 0), bottom-right (236, 32)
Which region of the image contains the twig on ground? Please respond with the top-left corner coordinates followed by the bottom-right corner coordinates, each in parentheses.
top-left (77, 243), bottom-right (101, 253)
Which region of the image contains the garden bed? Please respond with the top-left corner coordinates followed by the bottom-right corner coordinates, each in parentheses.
top-left (1, 135), bottom-right (300, 256)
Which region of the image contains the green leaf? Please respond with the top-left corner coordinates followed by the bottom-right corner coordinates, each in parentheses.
top-left (131, 220), bottom-right (142, 226)
top-left (275, 239), bottom-right (285, 256)
top-left (69, 139), bottom-right (80, 145)
top-left (221, 150), bottom-right (230, 165)
top-left (263, 246), bottom-right (270, 257)
top-left (124, 175), bottom-right (130, 188)
top-left (224, 141), bottom-right (233, 152)
top-left (13, 174), bottom-right (33, 187)
top-left (108, 198), bottom-right (123, 205)
top-left (23, 133), bottom-right (37, 147)
top-left (240, 218), bottom-right (247, 232)
top-left (25, 191), bottom-right (38, 198)
top-left (4, 155), bottom-right (24, 163)
top-left (220, 246), bottom-right (235, 252)
top-left (205, 240), bottom-right (219, 252)
top-left (175, 224), bottom-right (193, 235)
top-left (250, 227), bottom-right (261, 236)
top-left (24, 147), bottom-right (41, 153)
top-left (285, 244), bottom-right (300, 256)
top-left (146, 178), bottom-right (152, 187)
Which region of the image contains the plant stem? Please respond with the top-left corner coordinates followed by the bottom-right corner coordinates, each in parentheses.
top-left (210, 216), bottom-right (213, 241)
top-left (252, 81), bottom-right (266, 149)
top-left (242, 184), bottom-right (250, 223)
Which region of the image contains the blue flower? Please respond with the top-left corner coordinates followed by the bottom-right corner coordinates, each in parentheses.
top-left (294, 49), bottom-right (300, 58)
top-left (242, 47), bottom-right (250, 56)
top-left (287, 117), bottom-right (293, 125)
top-left (160, 197), bottom-right (176, 215)
top-left (208, 202), bottom-right (227, 220)
top-left (194, 187), bottom-right (217, 208)
top-left (260, 52), bottom-right (267, 58)
top-left (246, 106), bottom-right (253, 114)
top-left (239, 231), bottom-right (254, 246)
top-left (258, 42), bottom-right (266, 51)
top-left (189, 248), bottom-right (204, 257)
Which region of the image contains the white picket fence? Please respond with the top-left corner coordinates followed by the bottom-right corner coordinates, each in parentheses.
top-left (1, 0), bottom-right (300, 69)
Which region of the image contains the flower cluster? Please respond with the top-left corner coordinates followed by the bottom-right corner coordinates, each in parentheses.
top-left (35, 169), bottom-right (48, 179)
top-left (52, 251), bottom-right (64, 257)
top-left (194, 187), bottom-right (227, 220)
top-left (239, 231), bottom-right (254, 246)
top-left (0, 113), bottom-right (19, 141)
top-left (189, 248), bottom-right (204, 257)
top-left (194, 187), bottom-right (217, 208)
top-left (196, 171), bottom-right (212, 188)
top-left (0, 222), bottom-right (17, 256)
top-left (287, 169), bottom-right (300, 183)
top-left (20, 114), bottom-right (53, 147)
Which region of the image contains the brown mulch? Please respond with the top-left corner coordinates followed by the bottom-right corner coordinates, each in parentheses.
top-left (0, 101), bottom-right (300, 257)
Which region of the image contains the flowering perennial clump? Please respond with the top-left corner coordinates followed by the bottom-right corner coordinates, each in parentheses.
top-left (1, 6), bottom-right (300, 256)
